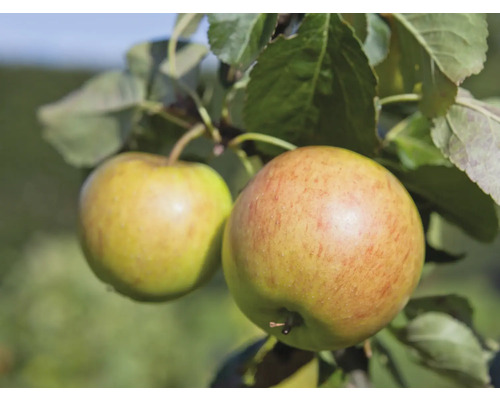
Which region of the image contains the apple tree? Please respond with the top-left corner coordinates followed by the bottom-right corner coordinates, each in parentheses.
top-left (38, 13), bottom-right (500, 388)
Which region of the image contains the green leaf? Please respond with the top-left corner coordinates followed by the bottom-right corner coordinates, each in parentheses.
top-left (371, 336), bottom-right (409, 387)
top-left (386, 164), bottom-right (498, 242)
top-left (125, 39), bottom-right (199, 105)
top-left (490, 351), bottom-right (500, 388)
top-left (385, 111), bottom-right (451, 169)
top-left (246, 338), bottom-right (315, 387)
top-left (394, 14), bottom-right (488, 85)
top-left (159, 43), bottom-right (208, 78)
top-left (211, 336), bottom-right (315, 388)
top-left (394, 19), bottom-right (455, 117)
top-left (431, 89), bottom-right (500, 206)
top-left (363, 13), bottom-right (391, 66)
top-left (174, 13), bottom-right (205, 39)
top-left (424, 244), bottom-right (465, 264)
top-left (341, 14), bottom-right (367, 42)
top-left (393, 14), bottom-right (488, 117)
top-left (210, 337), bottom-right (267, 387)
top-left (342, 14), bottom-right (390, 66)
top-left (38, 71), bottom-right (144, 167)
top-left (394, 312), bottom-right (490, 387)
top-left (208, 13), bottom-right (278, 70)
top-left (404, 295), bottom-right (474, 328)
top-left (244, 13), bottom-right (379, 156)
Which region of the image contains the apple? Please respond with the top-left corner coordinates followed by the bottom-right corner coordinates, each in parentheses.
top-left (78, 151), bottom-right (232, 302)
top-left (222, 146), bottom-right (425, 351)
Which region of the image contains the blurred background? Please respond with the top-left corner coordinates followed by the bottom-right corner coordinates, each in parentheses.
top-left (0, 13), bottom-right (500, 388)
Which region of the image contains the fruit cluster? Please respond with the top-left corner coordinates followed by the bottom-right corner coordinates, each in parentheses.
top-left (78, 146), bottom-right (425, 351)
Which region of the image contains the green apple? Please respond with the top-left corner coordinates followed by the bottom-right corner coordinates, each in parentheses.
top-left (78, 151), bottom-right (232, 302)
top-left (222, 146), bottom-right (425, 351)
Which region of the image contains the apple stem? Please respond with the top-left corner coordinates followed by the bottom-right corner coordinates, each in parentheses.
top-left (167, 123), bottom-right (206, 166)
top-left (269, 311), bottom-right (302, 335)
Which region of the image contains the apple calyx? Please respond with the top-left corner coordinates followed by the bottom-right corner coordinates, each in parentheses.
top-left (269, 310), bottom-right (303, 335)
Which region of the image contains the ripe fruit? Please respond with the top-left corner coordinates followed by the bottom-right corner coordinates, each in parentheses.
top-left (222, 146), bottom-right (425, 351)
top-left (78, 151), bottom-right (232, 302)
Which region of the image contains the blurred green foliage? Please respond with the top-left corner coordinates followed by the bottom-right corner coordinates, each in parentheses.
top-left (0, 66), bottom-right (261, 387)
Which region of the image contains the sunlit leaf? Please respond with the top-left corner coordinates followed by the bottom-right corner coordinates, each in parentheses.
top-left (394, 312), bottom-right (490, 387)
top-left (393, 14), bottom-right (488, 117)
top-left (208, 13), bottom-right (278, 70)
top-left (394, 14), bottom-right (488, 85)
top-left (432, 89), bottom-right (500, 206)
top-left (363, 13), bottom-right (391, 66)
top-left (174, 13), bottom-right (205, 39)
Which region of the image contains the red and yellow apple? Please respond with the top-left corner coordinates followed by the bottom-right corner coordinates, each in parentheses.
top-left (222, 146), bottom-right (425, 351)
top-left (78, 151), bottom-right (232, 302)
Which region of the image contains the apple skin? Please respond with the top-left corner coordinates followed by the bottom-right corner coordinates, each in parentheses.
top-left (78, 151), bottom-right (232, 302)
top-left (222, 146), bottom-right (425, 351)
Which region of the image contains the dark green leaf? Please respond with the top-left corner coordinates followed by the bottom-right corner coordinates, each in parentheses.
top-left (210, 337), bottom-right (267, 388)
top-left (393, 312), bottom-right (490, 387)
top-left (208, 13), bottom-right (278, 70)
top-left (420, 60), bottom-right (458, 117)
top-left (174, 13), bottom-right (205, 39)
top-left (363, 13), bottom-right (391, 66)
top-left (211, 336), bottom-right (315, 388)
top-left (332, 346), bottom-right (371, 388)
top-left (386, 164), bottom-right (498, 242)
top-left (431, 89), bottom-right (500, 206)
top-left (394, 17), bottom-right (457, 117)
top-left (490, 351), bottom-right (500, 388)
top-left (385, 111), bottom-right (451, 169)
top-left (244, 13), bottom-right (379, 156)
top-left (248, 339), bottom-right (315, 387)
top-left (404, 295), bottom-right (474, 328)
top-left (374, 17), bottom-right (405, 98)
top-left (341, 14), bottom-right (367, 42)
top-left (424, 244), bottom-right (465, 264)
top-left (38, 71), bottom-right (144, 167)
top-left (371, 336), bottom-right (409, 387)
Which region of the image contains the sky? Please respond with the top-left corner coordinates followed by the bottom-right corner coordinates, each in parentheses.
top-left (0, 14), bottom-right (210, 70)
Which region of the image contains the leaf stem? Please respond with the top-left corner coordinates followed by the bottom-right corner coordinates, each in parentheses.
top-left (167, 14), bottom-right (221, 144)
top-left (455, 98), bottom-right (500, 124)
top-left (139, 101), bottom-right (192, 129)
top-left (167, 123), bottom-right (206, 166)
top-left (378, 93), bottom-right (422, 107)
top-left (234, 148), bottom-right (256, 177)
top-left (167, 13), bottom-right (198, 78)
top-left (180, 81), bottom-right (222, 143)
top-left (228, 133), bottom-right (298, 152)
